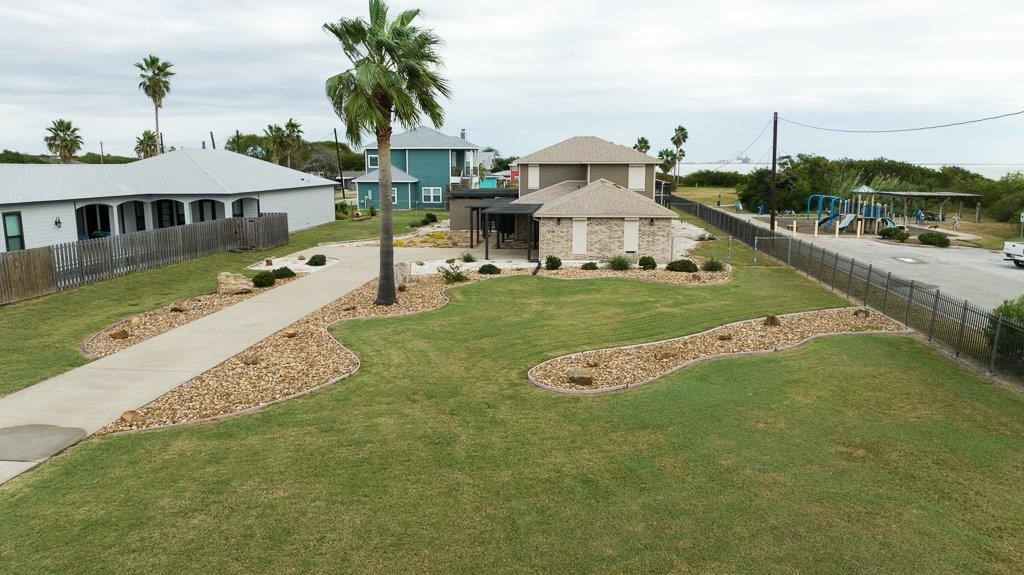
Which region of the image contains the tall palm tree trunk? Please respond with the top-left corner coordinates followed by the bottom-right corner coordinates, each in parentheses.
top-left (154, 104), bottom-right (161, 154)
top-left (375, 124), bottom-right (397, 305)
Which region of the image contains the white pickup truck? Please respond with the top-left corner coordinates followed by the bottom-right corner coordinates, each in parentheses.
top-left (1005, 241), bottom-right (1024, 268)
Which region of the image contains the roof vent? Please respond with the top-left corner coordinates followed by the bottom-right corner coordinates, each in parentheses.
top-left (460, 128), bottom-right (466, 140)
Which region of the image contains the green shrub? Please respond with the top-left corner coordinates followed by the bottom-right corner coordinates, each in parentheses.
top-left (461, 251), bottom-right (477, 263)
top-left (369, 205), bottom-right (377, 217)
top-left (581, 261), bottom-right (599, 270)
top-left (987, 295), bottom-right (1024, 375)
top-left (272, 266), bottom-right (296, 279)
top-left (477, 263), bottom-right (501, 275)
top-left (335, 201), bottom-right (349, 214)
top-left (879, 226), bottom-right (910, 242)
top-left (425, 212), bottom-right (439, 223)
top-left (666, 259), bottom-right (698, 273)
top-left (307, 254), bottom-right (327, 266)
top-left (545, 255), bottom-right (562, 270)
top-left (638, 256), bottom-right (657, 270)
top-left (437, 262), bottom-right (469, 283)
top-left (701, 259), bottom-right (725, 272)
top-left (918, 231), bottom-right (950, 247)
top-left (607, 255), bottom-right (631, 271)
top-left (252, 271), bottom-right (276, 288)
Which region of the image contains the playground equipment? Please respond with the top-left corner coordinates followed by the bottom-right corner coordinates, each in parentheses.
top-left (805, 192), bottom-right (899, 234)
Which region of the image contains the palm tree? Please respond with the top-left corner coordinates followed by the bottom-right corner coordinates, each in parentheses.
top-left (135, 55), bottom-right (175, 154)
top-left (657, 148), bottom-right (678, 177)
top-left (134, 130), bottom-right (159, 158)
top-left (324, 0), bottom-right (451, 306)
top-left (283, 118), bottom-right (304, 168)
top-left (633, 137), bottom-right (650, 154)
top-left (671, 125), bottom-right (688, 182)
top-left (43, 119), bottom-right (83, 163)
top-left (263, 124), bottom-right (287, 164)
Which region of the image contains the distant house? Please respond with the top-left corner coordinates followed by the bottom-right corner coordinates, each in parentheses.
top-left (512, 136), bottom-right (661, 199)
top-left (0, 149), bottom-right (336, 253)
top-left (355, 126), bottom-right (480, 210)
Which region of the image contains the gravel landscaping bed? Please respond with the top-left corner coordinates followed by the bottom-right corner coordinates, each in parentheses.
top-left (530, 308), bottom-right (907, 393)
top-left (82, 276), bottom-right (300, 358)
top-left (538, 264), bottom-right (730, 285)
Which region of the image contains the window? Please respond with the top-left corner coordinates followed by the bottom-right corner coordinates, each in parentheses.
top-left (232, 199), bottom-right (243, 218)
top-left (134, 201), bottom-right (146, 230)
top-left (368, 154), bottom-right (379, 169)
top-left (527, 165), bottom-right (540, 189)
top-left (3, 211), bottom-right (24, 251)
top-left (628, 165), bottom-right (645, 190)
top-left (392, 187), bottom-right (398, 205)
top-left (422, 187), bottom-right (442, 203)
top-left (196, 200), bottom-right (218, 222)
top-left (623, 219), bottom-right (640, 253)
top-left (155, 200), bottom-right (184, 228)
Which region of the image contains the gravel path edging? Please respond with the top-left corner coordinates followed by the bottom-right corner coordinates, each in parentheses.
top-left (527, 309), bottom-right (913, 395)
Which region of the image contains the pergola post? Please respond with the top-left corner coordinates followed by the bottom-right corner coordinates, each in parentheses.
top-left (975, 201), bottom-right (981, 223)
top-left (469, 208), bottom-right (475, 248)
top-left (484, 213), bottom-right (490, 260)
top-left (526, 215), bottom-right (533, 261)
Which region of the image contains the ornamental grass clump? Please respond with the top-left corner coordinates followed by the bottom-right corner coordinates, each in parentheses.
top-left (461, 251), bottom-right (477, 263)
top-left (438, 262), bottom-right (469, 283)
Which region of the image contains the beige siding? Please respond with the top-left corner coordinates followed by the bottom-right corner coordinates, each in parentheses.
top-left (449, 198), bottom-right (474, 230)
top-left (538, 217), bottom-right (673, 262)
top-left (587, 164), bottom-right (628, 188)
top-left (519, 164), bottom-right (588, 196)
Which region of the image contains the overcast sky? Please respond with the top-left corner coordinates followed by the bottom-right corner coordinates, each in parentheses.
top-left (2, 0), bottom-right (1023, 166)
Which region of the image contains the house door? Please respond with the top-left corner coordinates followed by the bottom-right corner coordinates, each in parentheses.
top-left (571, 218), bottom-right (587, 254)
top-left (623, 219), bottom-right (639, 254)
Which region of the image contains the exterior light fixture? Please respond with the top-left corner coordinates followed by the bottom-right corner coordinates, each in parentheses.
top-left (648, 218), bottom-right (655, 226)
top-left (556, 218), bottom-right (561, 225)
top-left (54, 217), bottom-right (62, 228)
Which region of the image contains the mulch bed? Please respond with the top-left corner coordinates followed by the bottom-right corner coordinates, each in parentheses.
top-left (529, 308), bottom-right (907, 393)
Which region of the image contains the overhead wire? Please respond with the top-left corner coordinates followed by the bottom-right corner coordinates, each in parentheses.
top-left (779, 109), bottom-right (1024, 134)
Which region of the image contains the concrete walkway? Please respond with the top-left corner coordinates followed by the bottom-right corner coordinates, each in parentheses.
top-left (0, 245), bottom-right (470, 485)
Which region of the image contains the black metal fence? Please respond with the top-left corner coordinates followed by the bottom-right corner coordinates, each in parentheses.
top-left (671, 197), bottom-right (1024, 384)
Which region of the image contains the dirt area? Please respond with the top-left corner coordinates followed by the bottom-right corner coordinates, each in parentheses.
top-left (529, 308), bottom-right (906, 392)
top-left (393, 230), bottom-right (471, 248)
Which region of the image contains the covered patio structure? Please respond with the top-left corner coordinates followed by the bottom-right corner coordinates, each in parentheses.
top-left (874, 191), bottom-right (983, 225)
top-left (467, 198), bottom-right (542, 261)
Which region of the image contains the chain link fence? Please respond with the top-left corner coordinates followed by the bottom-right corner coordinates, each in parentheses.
top-left (671, 197), bottom-right (1024, 384)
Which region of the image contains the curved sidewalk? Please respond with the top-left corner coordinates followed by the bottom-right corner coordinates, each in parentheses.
top-left (0, 245), bottom-right (469, 485)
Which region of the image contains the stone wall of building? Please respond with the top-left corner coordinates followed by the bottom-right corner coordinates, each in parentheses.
top-left (538, 217), bottom-right (674, 263)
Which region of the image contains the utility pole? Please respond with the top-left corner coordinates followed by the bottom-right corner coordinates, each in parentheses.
top-left (333, 128), bottom-right (346, 199)
top-left (99, 141), bottom-right (105, 164)
top-left (159, 133), bottom-right (165, 154)
top-left (235, 130), bottom-right (242, 154)
top-left (770, 111), bottom-right (779, 232)
top-left (210, 131), bottom-right (217, 150)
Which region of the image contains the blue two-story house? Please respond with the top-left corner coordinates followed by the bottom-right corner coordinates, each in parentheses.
top-left (353, 126), bottom-right (480, 210)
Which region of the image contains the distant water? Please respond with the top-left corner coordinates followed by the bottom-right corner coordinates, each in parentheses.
top-left (678, 163), bottom-right (1024, 180)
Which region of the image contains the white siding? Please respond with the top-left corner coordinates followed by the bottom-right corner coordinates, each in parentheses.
top-left (257, 185), bottom-right (335, 232)
top-left (0, 201), bottom-right (78, 253)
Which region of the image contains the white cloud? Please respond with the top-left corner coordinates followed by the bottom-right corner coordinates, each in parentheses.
top-left (1, 0), bottom-right (1023, 164)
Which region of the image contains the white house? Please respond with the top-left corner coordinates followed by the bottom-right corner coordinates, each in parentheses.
top-left (0, 149), bottom-right (337, 253)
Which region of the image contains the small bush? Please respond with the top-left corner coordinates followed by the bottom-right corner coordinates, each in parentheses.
top-left (879, 226), bottom-right (910, 242)
top-left (545, 255), bottom-right (562, 270)
top-left (335, 201), bottom-right (349, 214)
top-left (701, 259), bottom-right (725, 272)
top-left (461, 251), bottom-right (477, 263)
top-left (307, 254), bottom-right (327, 266)
top-left (918, 231), bottom-right (950, 247)
top-left (607, 255), bottom-right (631, 271)
top-left (638, 256), bottom-right (657, 270)
top-left (581, 261), bottom-right (599, 270)
top-left (425, 212), bottom-right (439, 223)
top-left (666, 259), bottom-right (698, 273)
top-left (477, 263), bottom-right (501, 275)
top-left (252, 271), bottom-right (276, 288)
top-left (369, 205), bottom-right (377, 217)
top-left (987, 295), bottom-right (1024, 369)
top-left (272, 266), bottom-right (296, 279)
top-left (438, 262), bottom-right (469, 283)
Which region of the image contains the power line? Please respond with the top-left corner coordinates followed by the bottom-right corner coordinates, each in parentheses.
top-left (779, 109), bottom-right (1024, 134)
top-left (713, 120), bottom-right (772, 168)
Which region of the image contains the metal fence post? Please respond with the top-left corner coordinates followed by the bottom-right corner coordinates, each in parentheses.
top-left (863, 264), bottom-right (873, 304)
top-left (881, 272), bottom-right (892, 313)
top-left (905, 280), bottom-right (915, 325)
top-left (928, 289), bottom-right (940, 341)
top-left (846, 258), bottom-right (855, 296)
top-left (831, 252), bottom-right (840, 289)
top-left (955, 300), bottom-right (970, 357)
top-left (727, 236), bottom-right (732, 264)
top-left (989, 315), bottom-right (1003, 372)
top-left (753, 237), bottom-right (758, 267)
top-left (787, 237), bottom-right (792, 266)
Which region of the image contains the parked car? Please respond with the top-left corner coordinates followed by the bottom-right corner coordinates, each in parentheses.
top-left (1004, 241), bottom-right (1024, 268)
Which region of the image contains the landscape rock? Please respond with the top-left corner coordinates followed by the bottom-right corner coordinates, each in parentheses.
top-left (763, 315), bottom-right (782, 327)
top-left (282, 330), bottom-right (299, 338)
top-left (566, 368), bottom-right (593, 386)
top-left (394, 262), bottom-right (412, 286)
top-left (853, 308), bottom-right (871, 318)
top-left (265, 259), bottom-right (273, 266)
top-left (342, 305), bottom-right (357, 312)
top-left (655, 351), bottom-right (679, 360)
top-left (240, 354), bottom-right (260, 366)
top-left (717, 333), bottom-right (733, 341)
top-left (109, 328), bottom-right (129, 340)
top-left (119, 410), bottom-right (139, 424)
top-left (217, 272), bottom-right (254, 295)
top-left (130, 316), bottom-right (145, 327)
top-left (169, 303), bottom-right (188, 313)
top-left (298, 255), bottom-right (306, 261)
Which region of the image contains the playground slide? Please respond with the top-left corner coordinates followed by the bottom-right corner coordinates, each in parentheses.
top-left (880, 217), bottom-right (898, 229)
top-left (836, 213), bottom-right (857, 231)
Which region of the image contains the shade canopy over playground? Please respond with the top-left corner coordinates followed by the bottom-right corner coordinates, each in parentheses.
top-left (873, 190), bottom-right (982, 224)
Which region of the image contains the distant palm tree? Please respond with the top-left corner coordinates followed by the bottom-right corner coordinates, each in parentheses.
top-left (135, 55), bottom-right (175, 154)
top-left (134, 130), bottom-right (159, 158)
top-left (263, 124), bottom-right (287, 164)
top-left (324, 0), bottom-right (451, 306)
top-left (44, 119), bottom-right (83, 163)
top-left (671, 125), bottom-right (688, 182)
top-left (283, 118), bottom-right (304, 168)
top-left (657, 148), bottom-right (678, 177)
top-left (633, 137), bottom-right (650, 154)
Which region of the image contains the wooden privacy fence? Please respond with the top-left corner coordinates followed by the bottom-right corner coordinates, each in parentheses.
top-left (0, 213), bottom-right (289, 305)
top-left (671, 197), bottom-right (1024, 385)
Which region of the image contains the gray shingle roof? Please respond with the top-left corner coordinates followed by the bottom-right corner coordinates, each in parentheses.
top-left (534, 179), bottom-right (678, 218)
top-left (513, 136), bottom-right (661, 165)
top-left (352, 166), bottom-right (418, 183)
top-left (0, 149), bottom-right (337, 206)
top-left (511, 180), bottom-right (586, 204)
top-left (367, 126), bottom-right (479, 150)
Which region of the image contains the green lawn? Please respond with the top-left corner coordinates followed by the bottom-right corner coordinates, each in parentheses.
top-left (3, 267), bottom-right (1024, 573)
top-left (675, 185), bottom-right (739, 206)
top-left (0, 210), bottom-right (444, 396)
